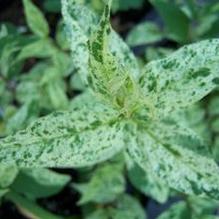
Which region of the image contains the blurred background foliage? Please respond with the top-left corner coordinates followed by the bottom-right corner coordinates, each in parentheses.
top-left (1, 0), bottom-right (219, 218)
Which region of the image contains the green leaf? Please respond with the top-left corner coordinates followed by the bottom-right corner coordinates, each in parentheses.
top-left (17, 38), bottom-right (56, 60)
top-left (0, 165), bottom-right (18, 198)
top-left (0, 92), bottom-right (124, 167)
top-left (157, 201), bottom-right (190, 219)
top-left (6, 192), bottom-right (62, 219)
top-left (86, 194), bottom-right (146, 219)
top-left (86, 209), bottom-right (108, 219)
top-left (0, 40), bottom-right (20, 77)
top-left (74, 162), bottom-right (125, 204)
top-left (211, 118), bottom-right (219, 133)
top-left (0, 165), bottom-right (18, 189)
top-left (126, 122), bottom-right (219, 200)
top-left (43, 0), bottom-right (61, 13)
top-left (127, 163), bottom-right (169, 203)
top-left (6, 100), bottom-right (39, 133)
top-left (23, 0), bottom-right (49, 37)
top-left (44, 67), bottom-right (69, 110)
top-left (61, 0), bottom-right (139, 85)
top-left (157, 197), bottom-right (219, 219)
top-left (11, 168), bottom-right (70, 199)
top-left (107, 194), bottom-right (146, 219)
top-left (149, 0), bottom-right (190, 43)
top-left (208, 96), bottom-right (219, 116)
top-left (111, 0), bottom-right (144, 12)
top-left (201, 216), bottom-right (219, 219)
top-left (126, 21), bottom-right (163, 47)
top-left (139, 39), bottom-right (219, 119)
top-left (188, 196), bottom-right (219, 216)
top-left (55, 20), bottom-right (70, 50)
top-left (182, 104), bottom-right (211, 145)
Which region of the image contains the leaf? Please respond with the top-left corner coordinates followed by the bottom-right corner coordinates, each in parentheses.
top-left (111, 0), bottom-right (144, 12)
top-left (6, 100), bottom-right (39, 133)
top-left (17, 38), bottom-right (56, 60)
top-left (182, 104), bottom-right (211, 145)
top-left (126, 21), bottom-right (163, 47)
top-left (55, 20), bottom-right (70, 50)
top-left (107, 194), bottom-right (146, 219)
top-left (0, 165), bottom-right (18, 189)
top-left (145, 46), bottom-right (173, 62)
top-left (44, 67), bottom-right (69, 110)
top-left (23, 0), bottom-right (49, 37)
top-left (0, 40), bottom-right (20, 77)
top-left (11, 168), bottom-right (70, 199)
top-left (208, 96), bottom-right (219, 116)
top-left (87, 1), bottom-right (140, 113)
top-left (139, 39), bottom-right (219, 119)
top-left (61, 0), bottom-right (139, 84)
top-left (6, 192), bottom-right (62, 219)
top-left (149, 0), bottom-right (190, 43)
top-left (74, 162), bottom-right (125, 204)
top-left (157, 201), bottom-right (190, 219)
top-left (0, 92), bottom-right (124, 167)
top-left (86, 209), bottom-right (108, 219)
top-left (43, 0), bottom-right (61, 13)
top-left (127, 163), bottom-right (169, 203)
top-left (188, 196), bottom-right (219, 216)
top-left (126, 122), bottom-right (219, 200)
top-left (86, 194), bottom-right (146, 219)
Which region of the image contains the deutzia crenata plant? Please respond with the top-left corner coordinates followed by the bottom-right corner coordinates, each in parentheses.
top-left (1, 0), bottom-right (219, 201)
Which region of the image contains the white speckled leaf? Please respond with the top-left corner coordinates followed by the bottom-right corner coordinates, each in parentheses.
top-left (126, 122), bottom-right (219, 200)
top-left (150, 118), bottom-right (210, 157)
top-left (0, 93), bottom-right (124, 167)
top-left (88, 2), bottom-right (141, 114)
top-left (61, 0), bottom-right (139, 84)
top-left (139, 39), bottom-right (219, 118)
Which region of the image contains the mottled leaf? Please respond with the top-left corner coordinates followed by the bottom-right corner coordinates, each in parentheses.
top-left (139, 39), bottom-right (219, 119)
top-left (88, 1), bottom-right (141, 114)
top-left (126, 122), bottom-right (219, 200)
top-left (0, 93), bottom-right (124, 167)
top-left (127, 163), bottom-right (169, 203)
top-left (61, 0), bottom-right (139, 84)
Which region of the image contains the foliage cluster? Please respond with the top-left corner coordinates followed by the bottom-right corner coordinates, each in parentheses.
top-left (1, 0), bottom-right (219, 218)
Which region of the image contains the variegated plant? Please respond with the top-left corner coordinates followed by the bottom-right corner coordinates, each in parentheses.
top-left (1, 0), bottom-right (219, 201)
